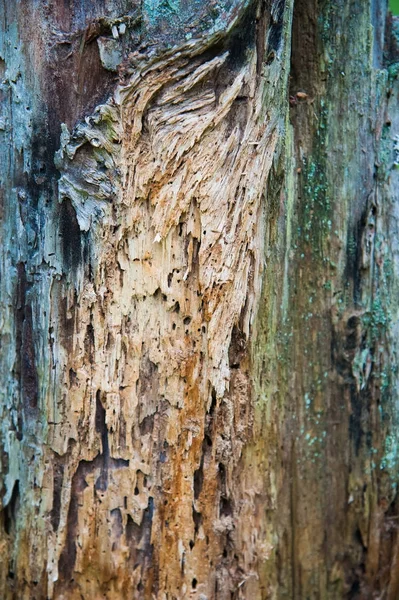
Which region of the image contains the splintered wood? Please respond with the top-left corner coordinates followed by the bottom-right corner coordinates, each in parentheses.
top-left (0, 0), bottom-right (292, 597)
top-left (51, 13), bottom-right (279, 600)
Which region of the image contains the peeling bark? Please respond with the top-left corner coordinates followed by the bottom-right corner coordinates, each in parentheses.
top-left (0, 1), bottom-right (398, 599)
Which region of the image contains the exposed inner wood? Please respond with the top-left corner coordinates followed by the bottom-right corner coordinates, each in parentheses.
top-left (47, 2), bottom-right (286, 598)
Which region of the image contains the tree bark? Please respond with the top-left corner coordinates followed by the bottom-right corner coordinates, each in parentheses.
top-left (0, 1), bottom-right (398, 599)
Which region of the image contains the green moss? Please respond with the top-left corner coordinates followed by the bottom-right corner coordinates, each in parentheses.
top-left (362, 297), bottom-right (390, 341)
top-left (347, 234), bottom-right (357, 258)
top-left (144, 0), bottom-right (181, 23)
top-left (297, 99), bottom-right (332, 257)
top-left (388, 63), bottom-right (399, 82)
top-left (380, 434), bottom-right (399, 472)
top-left (376, 123), bottom-right (396, 181)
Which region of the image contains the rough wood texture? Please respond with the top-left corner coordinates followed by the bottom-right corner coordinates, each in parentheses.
top-left (0, 0), bottom-right (398, 599)
top-left (247, 3), bottom-right (399, 597)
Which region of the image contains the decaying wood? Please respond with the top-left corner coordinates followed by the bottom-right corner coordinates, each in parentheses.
top-left (51, 3), bottom-right (287, 597)
top-left (0, 1), bottom-right (292, 598)
top-left (0, 0), bottom-right (398, 599)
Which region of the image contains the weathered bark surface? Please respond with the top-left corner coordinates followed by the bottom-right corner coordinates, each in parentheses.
top-left (253, 6), bottom-right (399, 596)
top-left (0, 1), bottom-right (398, 599)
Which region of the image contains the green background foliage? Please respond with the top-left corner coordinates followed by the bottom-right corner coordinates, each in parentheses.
top-left (391, 0), bottom-right (399, 15)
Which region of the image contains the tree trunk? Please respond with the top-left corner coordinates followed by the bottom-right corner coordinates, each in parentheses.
top-left (0, 1), bottom-right (398, 598)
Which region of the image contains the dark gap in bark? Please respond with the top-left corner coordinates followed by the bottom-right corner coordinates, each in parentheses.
top-left (289, 0), bottom-right (319, 99)
top-left (59, 197), bottom-right (82, 271)
top-left (209, 388), bottom-right (217, 416)
top-left (193, 437), bottom-right (207, 500)
top-left (106, 331), bottom-right (114, 350)
top-left (255, 2), bottom-right (268, 74)
top-left (83, 232), bottom-right (93, 281)
top-left (95, 390), bottom-right (110, 492)
top-left (34, 128), bottom-right (59, 197)
top-left (344, 316), bottom-right (362, 359)
top-left (139, 414), bottom-right (154, 436)
top-left (267, 0), bottom-right (285, 55)
top-left (346, 572), bottom-right (366, 600)
top-left (229, 325), bottom-right (247, 369)
top-left (84, 321), bottom-right (95, 364)
top-left (126, 513), bottom-right (142, 546)
top-left (50, 459), bottom-right (64, 532)
top-left (346, 206), bottom-right (368, 306)
top-left (111, 507), bottom-right (123, 550)
top-left (69, 368), bottom-right (77, 387)
top-left (385, 13), bottom-right (399, 64)
top-left (192, 505), bottom-right (202, 537)
top-left (15, 265), bottom-right (26, 337)
top-left (224, 0), bottom-right (257, 72)
top-left (46, 18), bottom-right (117, 133)
top-left (58, 459), bottom-right (95, 581)
top-left (218, 462), bottom-right (233, 518)
top-left (220, 496), bottom-right (233, 518)
top-left (349, 383), bottom-right (362, 455)
top-left (354, 527), bottom-right (367, 552)
top-left (14, 263), bottom-right (28, 434)
top-left (191, 237), bottom-right (200, 270)
top-left (203, 387), bottom-right (218, 486)
top-left (135, 470), bottom-right (146, 496)
top-left (218, 462), bottom-right (226, 488)
top-left (21, 303), bottom-right (38, 409)
top-left (3, 480), bottom-right (20, 535)
top-left (126, 499), bottom-right (155, 593)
